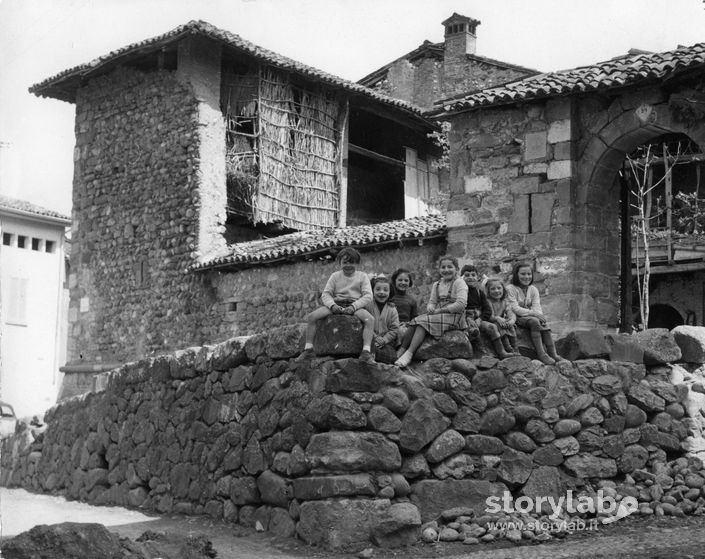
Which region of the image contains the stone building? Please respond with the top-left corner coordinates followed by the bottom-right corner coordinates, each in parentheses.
top-left (358, 13), bottom-right (537, 109)
top-left (29, 21), bottom-right (447, 372)
top-left (0, 196), bottom-right (70, 416)
top-left (429, 44), bottom-right (705, 334)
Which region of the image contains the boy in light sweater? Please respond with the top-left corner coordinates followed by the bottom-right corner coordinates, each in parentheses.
top-left (298, 247), bottom-right (375, 362)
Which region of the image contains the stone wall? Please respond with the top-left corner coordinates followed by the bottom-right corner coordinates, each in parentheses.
top-left (211, 242), bottom-right (445, 337)
top-left (6, 321), bottom-right (705, 549)
top-left (373, 57), bottom-right (530, 110)
top-left (68, 64), bottom-right (219, 365)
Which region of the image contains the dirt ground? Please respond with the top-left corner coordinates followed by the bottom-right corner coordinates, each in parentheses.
top-left (4, 488), bottom-right (705, 559)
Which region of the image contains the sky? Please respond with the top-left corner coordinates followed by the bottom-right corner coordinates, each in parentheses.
top-left (2, 0), bottom-right (705, 216)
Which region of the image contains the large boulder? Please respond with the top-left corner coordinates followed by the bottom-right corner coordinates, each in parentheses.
top-left (399, 400), bottom-right (451, 453)
top-left (556, 330), bottom-right (610, 361)
top-left (297, 498), bottom-right (390, 549)
top-left (313, 315), bottom-right (363, 356)
top-left (632, 328), bottom-right (682, 365)
top-left (410, 479), bottom-right (508, 522)
top-left (672, 325), bottom-right (705, 364)
top-left (293, 474), bottom-right (376, 500)
top-left (2, 523), bottom-right (128, 559)
top-left (605, 333), bottom-right (645, 363)
top-left (306, 432), bottom-right (401, 471)
top-left (371, 502), bottom-right (421, 547)
top-left (415, 330), bottom-right (472, 361)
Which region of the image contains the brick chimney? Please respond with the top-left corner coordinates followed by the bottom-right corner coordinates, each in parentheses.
top-left (442, 13), bottom-right (481, 62)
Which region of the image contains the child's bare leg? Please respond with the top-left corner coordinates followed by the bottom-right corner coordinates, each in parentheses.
top-left (354, 309), bottom-right (375, 357)
top-left (395, 326), bottom-right (426, 367)
top-left (300, 307), bottom-right (332, 358)
top-left (524, 318), bottom-right (554, 365)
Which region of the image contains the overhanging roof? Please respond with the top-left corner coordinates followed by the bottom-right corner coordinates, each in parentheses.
top-left (30, 20), bottom-right (429, 127)
top-left (430, 42), bottom-right (705, 116)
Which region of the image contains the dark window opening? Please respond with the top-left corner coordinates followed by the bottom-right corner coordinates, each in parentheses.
top-left (17, 235), bottom-right (26, 249)
top-left (2, 233), bottom-right (12, 246)
top-left (347, 151), bottom-right (405, 225)
top-left (31, 238), bottom-right (41, 251)
top-left (226, 301), bottom-right (238, 312)
top-left (45, 240), bottom-right (55, 253)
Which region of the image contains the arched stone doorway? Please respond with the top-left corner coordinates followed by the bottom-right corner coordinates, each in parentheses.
top-left (576, 88), bottom-right (705, 332)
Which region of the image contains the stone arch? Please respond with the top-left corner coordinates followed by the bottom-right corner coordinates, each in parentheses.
top-left (572, 93), bottom-right (705, 330)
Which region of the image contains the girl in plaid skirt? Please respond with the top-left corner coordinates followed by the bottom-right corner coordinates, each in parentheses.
top-left (394, 255), bottom-right (468, 367)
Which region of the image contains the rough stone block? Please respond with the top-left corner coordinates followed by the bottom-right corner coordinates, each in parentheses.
top-left (293, 474), bottom-right (376, 500)
top-left (313, 315), bottom-right (363, 356)
top-left (371, 502), bottom-right (421, 548)
top-left (548, 119), bottom-right (571, 143)
top-left (508, 195), bottom-right (529, 234)
top-left (297, 498), bottom-right (390, 549)
top-left (400, 400), bottom-right (451, 453)
top-left (267, 323), bottom-right (306, 359)
top-left (605, 333), bottom-right (645, 363)
top-left (464, 175), bottom-right (492, 193)
top-left (524, 131), bottom-right (547, 161)
top-left (556, 329), bottom-right (610, 360)
top-left (414, 330), bottom-right (472, 361)
top-left (305, 431), bottom-right (401, 472)
top-left (563, 454), bottom-right (617, 478)
top-left (410, 479), bottom-right (508, 522)
top-left (530, 192), bottom-right (554, 232)
top-left (672, 325), bottom-right (705, 364)
top-left (547, 160), bottom-right (572, 180)
top-left (632, 328), bottom-right (682, 365)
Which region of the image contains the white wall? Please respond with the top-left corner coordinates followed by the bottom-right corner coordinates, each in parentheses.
top-left (1, 213), bottom-right (67, 417)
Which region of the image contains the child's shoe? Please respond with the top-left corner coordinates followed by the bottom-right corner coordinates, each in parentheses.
top-left (296, 348), bottom-right (315, 361)
top-left (359, 350), bottom-right (375, 363)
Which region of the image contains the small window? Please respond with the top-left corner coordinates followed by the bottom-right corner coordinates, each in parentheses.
top-left (2, 233), bottom-right (12, 246)
top-left (17, 235), bottom-right (27, 249)
top-left (226, 301), bottom-right (238, 312)
top-left (45, 240), bottom-right (56, 253)
top-left (31, 238), bottom-right (41, 251)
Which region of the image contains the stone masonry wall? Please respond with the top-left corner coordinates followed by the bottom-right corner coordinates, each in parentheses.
top-left (375, 57), bottom-right (530, 110)
top-left (68, 65), bottom-right (219, 365)
top-left (445, 98), bottom-right (591, 335)
top-left (6, 322), bottom-right (705, 549)
top-left (211, 242), bottom-right (446, 337)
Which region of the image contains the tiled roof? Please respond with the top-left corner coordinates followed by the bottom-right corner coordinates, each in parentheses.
top-left (30, 20), bottom-right (425, 119)
top-left (0, 195), bottom-right (70, 224)
top-left (193, 215), bottom-right (447, 271)
top-left (430, 42), bottom-right (705, 115)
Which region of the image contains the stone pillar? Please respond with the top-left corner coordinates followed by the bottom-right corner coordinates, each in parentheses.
top-left (177, 36), bottom-right (227, 260)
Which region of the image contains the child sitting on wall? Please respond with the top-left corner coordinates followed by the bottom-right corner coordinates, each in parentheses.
top-left (505, 261), bottom-right (567, 365)
top-left (394, 255), bottom-right (468, 368)
top-left (298, 247), bottom-right (375, 362)
top-left (366, 275), bottom-right (400, 364)
top-left (484, 277), bottom-right (520, 358)
top-left (390, 268), bottom-right (419, 345)
top-left (460, 264), bottom-right (492, 343)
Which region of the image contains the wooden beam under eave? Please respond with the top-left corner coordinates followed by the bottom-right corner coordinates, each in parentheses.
top-left (349, 143), bottom-right (405, 168)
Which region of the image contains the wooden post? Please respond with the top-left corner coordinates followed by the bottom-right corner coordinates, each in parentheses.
top-left (664, 144), bottom-right (673, 265)
top-left (620, 163), bottom-right (632, 332)
top-left (404, 147), bottom-right (418, 218)
top-left (337, 98), bottom-right (349, 228)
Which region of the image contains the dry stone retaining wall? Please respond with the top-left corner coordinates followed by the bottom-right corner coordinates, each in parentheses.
top-left (5, 322), bottom-right (705, 549)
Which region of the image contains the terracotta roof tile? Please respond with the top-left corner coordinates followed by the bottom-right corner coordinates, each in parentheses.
top-left (30, 20), bottom-right (425, 120)
top-left (194, 215), bottom-right (446, 271)
top-left (0, 195), bottom-right (70, 223)
top-left (430, 43), bottom-right (705, 115)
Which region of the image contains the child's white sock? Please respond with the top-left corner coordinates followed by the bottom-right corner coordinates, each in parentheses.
top-left (304, 343), bottom-right (313, 350)
top-left (363, 345), bottom-right (371, 352)
top-left (395, 350), bottom-right (413, 367)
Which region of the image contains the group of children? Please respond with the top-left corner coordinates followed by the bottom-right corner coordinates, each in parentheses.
top-left (298, 247), bottom-right (566, 366)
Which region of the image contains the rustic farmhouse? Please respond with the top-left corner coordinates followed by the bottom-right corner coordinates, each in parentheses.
top-left (29, 20), bottom-right (448, 374)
